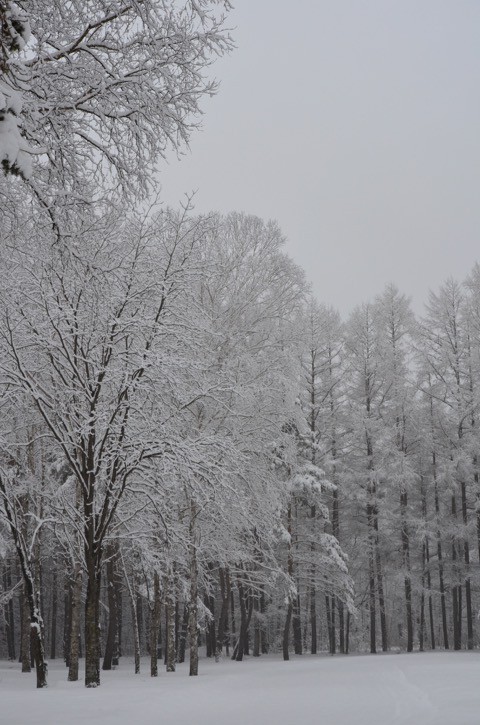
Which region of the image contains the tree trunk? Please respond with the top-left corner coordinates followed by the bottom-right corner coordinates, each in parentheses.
top-left (68, 562), bottom-right (83, 681)
top-left (216, 568), bottom-right (230, 658)
top-left (63, 575), bottom-right (72, 668)
top-left (338, 600), bottom-right (345, 654)
top-left (50, 567), bottom-right (58, 660)
top-left (188, 560), bottom-right (198, 676)
top-left (84, 561), bottom-right (101, 687)
top-left (3, 563), bottom-right (16, 660)
top-left (400, 490), bottom-right (413, 652)
top-left (292, 592), bottom-right (303, 655)
top-left (253, 593), bottom-right (260, 657)
top-left (102, 548), bottom-right (119, 671)
top-left (310, 582), bottom-right (317, 654)
top-left (460, 479), bottom-right (474, 650)
top-left (260, 592), bottom-right (268, 654)
top-left (283, 601), bottom-right (293, 661)
top-left (234, 578), bottom-right (247, 662)
top-left (188, 499), bottom-right (199, 676)
top-left (451, 494), bottom-right (462, 651)
top-left (150, 572), bottom-right (161, 677)
top-left (366, 502), bottom-right (376, 654)
top-left (122, 560), bottom-right (140, 674)
top-left (166, 572), bottom-right (176, 672)
top-left (177, 604), bottom-right (188, 664)
top-left (21, 590), bottom-right (31, 673)
top-left (325, 595), bottom-right (336, 655)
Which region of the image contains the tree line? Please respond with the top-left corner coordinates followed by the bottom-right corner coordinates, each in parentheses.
top-left (1, 196), bottom-right (480, 688)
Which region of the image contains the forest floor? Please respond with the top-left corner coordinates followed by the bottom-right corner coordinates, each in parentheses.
top-left (1, 650), bottom-right (479, 725)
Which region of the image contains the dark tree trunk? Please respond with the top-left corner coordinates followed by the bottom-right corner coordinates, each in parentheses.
top-left (421, 479), bottom-right (435, 650)
top-left (367, 502), bottom-right (376, 654)
top-left (204, 590), bottom-right (216, 658)
top-left (375, 532), bottom-right (388, 652)
top-left (325, 595), bottom-right (336, 655)
top-left (150, 572), bottom-right (161, 677)
top-left (177, 604), bottom-right (188, 664)
top-left (253, 593), bottom-right (260, 657)
top-left (21, 590), bottom-right (31, 673)
top-left (260, 592), bottom-right (268, 654)
top-left (102, 548), bottom-right (120, 671)
top-left (83, 467), bottom-right (102, 689)
top-left (310, 583), bottom-right (317, 654)
top-left (400, 490), bottom-right (413, 652)
top-left (292, 592), bottom-right (303, 655)
top-left (188, 561), bottom-right (198, 676)
top-left (123, 567), bottom-right (140, 674)
top-left (216, 568), bottom-right (230, 658)
top-left (68, 562), bottom-right (82, 681)
top-left (451, 495), bottom-right (462, 651)
top-left (3, 564), bottom-right (16, 660)
top-left (188, 499), bottom-right (199, 677)
top-left (338, 600), bottom-right (345, 654)
top-left (283, 601), bottom-right (293, 661)
top-left (84, 561), bottom-right (101, 687)
top-left (233, 578), bottom-right (248, 662)
top-left (50, 567), bottom-right (58, 660)
top-left (419, 547), bottom-right (426, 653)
top-left (430, 408), bottom-right (449, 650)
top-left (166, 572), bottom-right (176, 672)
top-left (63, 575), bottom-right (72, 668)
top-left (345, 611), bottom-right (350, 655)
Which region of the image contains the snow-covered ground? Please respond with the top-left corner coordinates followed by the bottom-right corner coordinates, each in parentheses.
top-left (1, 651), bottom-right (479, 725)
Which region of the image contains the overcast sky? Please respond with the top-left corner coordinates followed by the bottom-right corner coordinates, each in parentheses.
top-left (159, 1), bottom-right (480, 316)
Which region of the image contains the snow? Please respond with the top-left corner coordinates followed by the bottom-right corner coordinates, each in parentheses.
top-left (1, 652), bottom-right (479, 725)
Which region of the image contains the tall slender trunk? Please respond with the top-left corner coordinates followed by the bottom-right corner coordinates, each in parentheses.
top-left (63, 574), bottom-right (72, 668)
top-left (366, 500), bottom-right (376, 654)
top-left (84, 560), bottom-right (101, 687)
top-left (3, 563), bottom-right (16, 660)
top-left (177, 604), bottom-right (188, 664)
top-left (122, 558), bottom-right (140, 674)
top-left (310, 582), bottom-right (317, 654)
top-left (283, 601), bottom-right (293, 662)
top-left (292, 592), bottom-right (303, 655)
top-left (421, 478), bottom-right (435, 651)
top-left (50, 567), bottom-right (58, 659)
top-left (166, 571), bottom-right (176, 672)
top-left (102, 546), bottom-right (120, 671)
top-left (68, 562), bottom-right (83, 681)
top-left (83, 465), bottom-right (101, 688)
top-left (283, 501), bottom-right (294, 661)
top-left (374, 516), bottom-right (388, 652)
top-left (216, 568), bottom-right (230, 658)
top-left (188, 500), bottom-right (199, 677)
top-left (260, 592), bottom-right (268, 654)
top-left (253, 592), bottom-right (260, 657)
top-left (400, 489), bottom-right (413, 652)
top-left (451, 494), bottom-right (462, 651)
top-left (310, 505), bottom-right (317, 655)
top-left (21, 589), bottom-right (31, 673)
top-left (426, 540), bottom-right (435, 650)
top-left (433, 457), bottom-right (449, 648)
top-left (150, 571), bottom-right (161, 677)
top-left (419, 538), bottom-right (426, 652)
top-left (325, 595), bottom-right (335, 655)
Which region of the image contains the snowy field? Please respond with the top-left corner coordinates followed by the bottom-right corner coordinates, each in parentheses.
top-left (1, 651), bottom-right (479, 725)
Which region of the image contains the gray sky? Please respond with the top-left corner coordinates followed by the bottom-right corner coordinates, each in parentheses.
top-left (159, 1), bottom-right (480, 316)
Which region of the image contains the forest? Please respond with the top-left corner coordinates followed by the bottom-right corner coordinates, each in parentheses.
top-left (0, 0), bottom-right (479, 705)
